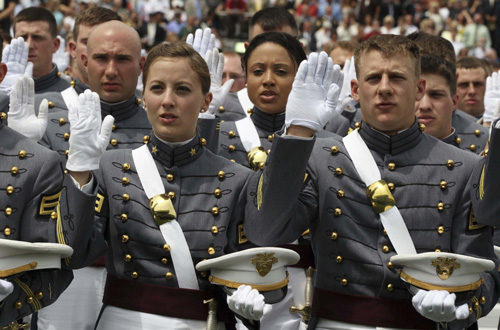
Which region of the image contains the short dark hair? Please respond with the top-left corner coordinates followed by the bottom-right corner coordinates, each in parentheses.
top-left (421, 55), bottom-right (457, 95)
top-left (249, 8), bottom-right (298, 37)
top-left (456, 56), bottom-right (488, 78)
top-left (407, 31), bottom-right (456, 64)
top-left (242, 32), bottom-right (306, 73)
top-left (14, 7), bottom-right (57, 38)
top-left (331, 40), bottom-right (357, 53)
top-left (73, 7), bottom-right (121, 41)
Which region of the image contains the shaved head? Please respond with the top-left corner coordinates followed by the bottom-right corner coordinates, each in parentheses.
top-left (88, 20), bottom-right (141, 57)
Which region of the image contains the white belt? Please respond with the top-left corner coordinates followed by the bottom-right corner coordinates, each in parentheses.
top-left (236, 88), bottom-right (253, 116)
top-left (343, 130), bottom-right (416, 255)
top-left (234, 116), bottom-right (261, 152)
top-left (132, 144), bottom-right (199, 289)
top-left (61, 86), bottom-right (80, 113)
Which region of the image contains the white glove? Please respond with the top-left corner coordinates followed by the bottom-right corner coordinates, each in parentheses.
top-left (0, 279), bottom-right (13, 302)
top-left (66, 90), bottom-right (114, 172)
top-left (285, 51), bottom-right (342, 131)
top-left (8, 76), bottom-right (48, 142)
top-left (227, 285), bottom-right (272, 321)
top-left (485, 71), bottom-right (500, 123)
top-left (336, 56), bottom-right (357, 114)
top-left (494, 100), bottom-right (500, 130)
top-left (412, 290), bottom-right (469, 323)
top-left (204, 48), bottom-right (233, 116)
top-left (186, 27), bottom-right (215, 60)
top-left (53, 36), bottom-right (69, 73)
top-left (0, 37), bottom-right (33, 96)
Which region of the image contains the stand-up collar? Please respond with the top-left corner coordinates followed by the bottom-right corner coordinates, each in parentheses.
top-left (73, 78), bottom-right (89, 95)
top-left (441, 128), bottom-right (457, 146)
top-left (251, 107), bottom-right (285, 132)
top-left (34, 64), bottom-right (60, 93)
top-left (100, 96), bottom-right (141, 121)
top-left (358, 119), bottom-right (423, 155)
top-left (148, 133), bottom-right (204, 167)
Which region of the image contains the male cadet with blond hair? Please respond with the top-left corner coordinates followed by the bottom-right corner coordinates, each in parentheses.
top-left (34, 19), bottom-right (150, 330)
top-left (244, 34), bottom-right (499, 328)
top-left (13, 7), bottom-right (70, 94)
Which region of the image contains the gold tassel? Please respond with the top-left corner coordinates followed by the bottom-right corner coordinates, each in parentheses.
top-left (479, 164), bottom-right (486, 200)
top-left (204, 299), bottom-right (217, 330)
top-left (257, 173), bottom-right (264, 210)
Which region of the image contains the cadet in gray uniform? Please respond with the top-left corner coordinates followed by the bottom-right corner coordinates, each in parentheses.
top-left (13, 8), bottom-right (70, 94)
top-left (0, 117), bottom-right (72, 328)
top-left (244, 35), bottom-right (499, 329)
top-left (452, 109), bottom-right (489, 154)
top-left (61, 42), bottom-right (268, 329)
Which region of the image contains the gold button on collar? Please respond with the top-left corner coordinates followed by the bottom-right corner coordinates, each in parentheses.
top-left (200, 138), bottom-right (207, 146)
top-left (331, 232), bottom-right (338, 240)
top-left (57, 72), bottom-right (62, 77)
top-left (382, 245), bottom-right (390, 253)
top-left (122, 163), bottom-right (131, 171)
top-left (208, 247), bottom-right (215, 255)
top-left (211, 226), bottom-right (219, 234)
top-left (247, 108), bottom-right (253, 115)
top-left (124, 254), bottom-right (132, 262)
top-left (337, 190), bottom-right (345, 198)
top-left (440, 181), bottom-right (447, 189)
top-left (167, 174), bottom-right (174, 182)
top-left (455, 137), bottom-right (462, 144)
top-left (354, 122), bottom-right (361, 129)
top-left (70, 80), bottom-right (75, 87)
top-left (166, 272), bottom-right (173, 279)
top-left (122, 194), bottom-right (130, 201)
top-left (388, 163), bottom-right (396, 171)
top-left (437, 226), bottom-right (445, 234)
top-left (143, 135), bottom-right (150, 143)
top-left (334, 208), bottom-right (342, 216)
top-left (18, 150), bottom-right (26, 158)
top-left (419, 123), bottom-right (426, 132)
top-left (121, 235), bottom-right (129, 243)
top-left (136, 98), bottom-right (142, 105)
top-left (163, 244), bottom-right (170, 251)
top-left (11, 167), bottom-right (18, 175)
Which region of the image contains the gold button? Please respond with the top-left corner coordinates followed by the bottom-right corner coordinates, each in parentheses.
top-left (382, 245), bottom-right (390, 253)
top-left (211, 206), bottom-right (219, 215)
top-left (387, 284), bottom-right (394, 291)
top-left (6, 185), bottom-right (14, 195)
top-left (5, 207), bottom-right (12, 216)
top-left (480, 297), bottom-right (486, 304)
top-left (14, 301), bottom-right (22, 309)
top-left (217, 171), bottom-right (225, 179)
top-left (331, 232), bottom-right (338, 240)
top-left (334, 208), bottom-right (342, 216)
top-left (165, 272), bottom-right (173, 279)
top-left (167, 174), bottom-right (174, 182)
top-left (122, 177), bottom-right (129, 185)
top-left (131, 272), bottom-right (138, 279)
top-left (268, 134), bottom-right (274, 142)
top-left (200, 138), bottom-right (206, 146)
top-left (0, 112), bottom-right (6, 120)
top-left (331, 146), bottom-right (339, 154)
top-left (247, 108), bottom-right (253, 115)
top-left (161, 258), bottom-right (168, 264)
top-left (48, 101), bottom-right (54, 108)
top-left (470, 144), bottom-right (476, 151)
top-left (354, 122), bottom-right (361, 129)
top-left (11, 167), bottom-right (18, 175)
top-left (200, 271), bottom-right (207, 278)
top-left (124, 254), bottom-right (131, 262)
top-left (446, 160), bottom-right (454, 168)
top-left (387, 261), bottom-right (394, 269)
top-left (437, 226), bottom-right (445, 234)
top-left (63, 133), bottom-right (70, 140)
top-left (267, 149), bottom-right (271, 155)
top-left (218, 106), bottom-right (225, 113)
top-left (341, 278), bottom-right (348, 286)
top-left (383, 229), bottom-right (387, 236)
top-left (335, 167), bottom-right (343, 175)
top-left (59, 118), bottom-right (66, 125)
top-left (435, 248), bottom-right (441, 252)
top-left (440, 181), bottom-right (447, 189)
top-left (437, 202), bottom-right (444, 211)
top-left (143, 135), bottom-right (150, 143)
top-left (388, 162), bottom-right (396, 171)
top-left (419, 123), bottom-right (426, 132)
top-left (336, 256), bottom-right (343, 263)
top-left (211, 226), bottom-right (219, 234)
top-left (26, 296), bottom-right (34, 304)
top-left (475, 129), bottom-right (481, 136)
top-left (214, 188), bottom-right (222, 197)
top-left (111, 139), bottom-right (118, 146)
top-left (65, 150), bottom-right (69, 156)
top-left (228, 145), bottom-right (235, 152)
top-left (35, 291), bottom-right (43, 299)
top-left (456, 137), bottom-right (462, 144)
top-left (51, 211), bottom-right (57, 219)
top-left (337, 190), bottom-right (345, 198)
top-left (122, 163), bottom-right (130, 171)
top-left (136, 98), bottom-right (142, 105)
top-left (469, 306), bottom-right (473, 314)
top-left (4, 227), bottom-right (10, 236)
top-left (18, 150), bottom-right (26, 158)
top-left (121, 214), bottom-right (128, 222)
top-left (208, 247), bottom-right (215, 255)
top-left (70, 80), bottom-right (75, 87)
top-left (167, 191), bottom-right (175, 199)
top-left (121, 235), bottom-right (129, 243)
top-left (112, 125), bottom-right (116, 131)
top-left (228, 131), bottom-right (236, 138)
top-left (259, 162), bottom-right (265, 170)
top-left (163, 244), bottom-right (170, 251)
top-left (387, 182), bottom-right (395, 191)
top-left (57, 71), bottom-right (62, 77)
top-left (122, 194), bottom-right (130, 202)
top-left (473, 302), bottom-right (479, 309)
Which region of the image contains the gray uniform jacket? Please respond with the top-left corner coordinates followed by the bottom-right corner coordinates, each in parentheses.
top-left (34, 78), bottom-right (89, 114)
top-left (0, 123), bottom-right (73, 327)
top-left (244, 120), bottom-right (499, 328)
top-left (218, 92), bottom-right (249, 122)
top-left (451, 110), bottom-right (488, 154)
top-left (34, 65), bottom-right (71, 95)
top-left (41, 96), bottom-right (151, 167)
top-left (60, 133), bottom-right (254, 288)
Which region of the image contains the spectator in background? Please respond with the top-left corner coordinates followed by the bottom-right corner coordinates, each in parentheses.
top-left (362, 19), bottom-right (381, 41)
top-left (462, 12), bottom-right (491, 50)
top-left (329, 39), bottom-right (355, 69)
top-left (137, 11), bottom-right (166, 51)
top-left (167, 11), bottom-right (186, 36)
top-left (299, 19), bottom-right (314, 51)
top-left (419, 18), bottom-right (436, 35)
top-left (380, 15), bottom-right (396, 34)
top-left (441, 20), bottom-right (465, 55)
top-left (425, 0), bottom-right (444, 34)
top-left (0, 0), bottom-right (16, 33)
top-left (336, 10), bottom-right (357, 41)
top-left (221, 50), bottom-right (246, 93)
top-left (315, 19), bottom-right (332, 51)
top-left (178, 15), bottom-right (199, 40)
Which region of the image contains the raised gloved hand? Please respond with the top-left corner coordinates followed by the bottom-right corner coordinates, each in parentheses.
top-left (285, 52), bottom-right (342, 131)
top-left (203, 48), bottom-right (233, 117)
top-left (0, 37), bottom-right (33, 96)
top-left (53, 36), bottom-right (70, 73)
top-left (336, 57), bottom-right (357, 113)
top-left (8, 76), bottom-right (48, 142)
top-left (227, 285), bottom-right (272, 321)
top-left (186, 27), bottom-right (215, 61)
top-left (0, 279), bottom-right (13, 302)
top-left (412, 290), bottom-right (469, 323)
top-left (494, 100), bottom-right (500, 130)
top-left (66, 90), bottom-right (114, 172)
top-left (483, 71), bottom-right (500, 123)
